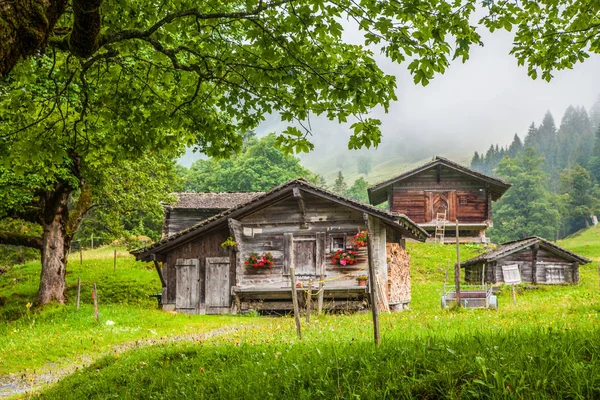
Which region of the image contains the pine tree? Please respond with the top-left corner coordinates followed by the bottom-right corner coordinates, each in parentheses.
top-left (344, 177), bottom-right (370, 203)
top-left (333, 171), bottom-right (348, 195)
top-left (490, 148), bottom-right (561, 242)
top-left (524, 122), bottom-right (538, 149)
top-left (470, 152), bottom-right (482, 171)
top-left (560, 166), bottom-right (599, 233)
top-left (508, 134), bottom-right (523, 158)
top-left (587, 125), bottom-right (600, 183)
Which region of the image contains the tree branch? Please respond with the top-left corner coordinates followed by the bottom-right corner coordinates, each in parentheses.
top-left (98, 0), bottom-right (294, 48)
top-left (0, 232), bottom-right (43, 250)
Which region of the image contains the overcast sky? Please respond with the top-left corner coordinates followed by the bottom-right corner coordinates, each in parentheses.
top-left (181, 26), bottom-right (600, 167)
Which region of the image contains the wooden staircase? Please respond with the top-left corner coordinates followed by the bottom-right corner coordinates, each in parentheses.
top-left (434, 211), bottom-right (447, 243)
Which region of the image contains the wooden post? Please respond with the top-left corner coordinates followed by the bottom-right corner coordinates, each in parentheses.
top-left (532, 244), bottom-right (539, 284)
top-left (455, 220), bottom-right (461, 307)
top-left (91, 234), bottom-right (94, 250)
top-left (317, 274), bottom-right (324, 315)
top-left (113, 249), bottom-right (117, 273)
top-left (364, 213), bottom-right (380, 345)
top-left (512, 283), bottom-right (517, 306)
top-left (289, 266), bottom-right (302, 340)
top-left (92, 283), bottom-right (99, 322)
top-left (79, 245), bottom-right (83, 265)
top-left (306, 279), bottom-right (312, 324)
top-left (76, 277), bottom-right (81, 310)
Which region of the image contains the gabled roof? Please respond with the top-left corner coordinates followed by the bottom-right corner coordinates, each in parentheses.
top-left (167, 192), bottom-right (264, 210)
top-left (461, 237), bottom-right (590, 267)
top-left (133, 179), bottom-right (429, 261)
top-left (368, 156), bottom-right (512, 205)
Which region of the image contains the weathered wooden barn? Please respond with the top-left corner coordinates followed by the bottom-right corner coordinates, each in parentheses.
top-left (462, 237), bottom-right (590, 285)
top-left (162, 192), bottom-right (263, 238)
top-left (367, 156), bottom-right (512, 243)
top-left (133, 179), bottom-right (427, 314)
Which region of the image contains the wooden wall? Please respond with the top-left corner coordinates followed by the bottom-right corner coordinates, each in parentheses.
top-left (165, 208), bottom-right (226, 237)
top-left (390, 165), bottom-right (490, 224)
top-left (464, 247), bottom-right (580, 285)
top-left (162, 226), bottom-right (231, 306)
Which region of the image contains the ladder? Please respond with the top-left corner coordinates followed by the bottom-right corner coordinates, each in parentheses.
top-left (434, 211), bottom-right (447, 243)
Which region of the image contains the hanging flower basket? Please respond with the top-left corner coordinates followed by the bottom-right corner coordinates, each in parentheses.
top-left (354, 230), bottom-right (369, 248)
top-left (329, 249), bottom-right (358, 266)
top-left (244, 252), bottom-right (275, 269)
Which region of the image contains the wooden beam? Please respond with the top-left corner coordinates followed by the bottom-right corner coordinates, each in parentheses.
top-left (289, 266), bottom-right (302, 340)
top-left (455, 220), bottom-right (461, 307)
top-left (293, 187), bottom-right (309, 229)
top-left (531, 244), bottom-right (539, 284)
top-left (436, 164), bottom-right (441, 183)
top-left (153, 259), bottom-right (167, 288)
top-left (363, 213), bottom-right (380, 345)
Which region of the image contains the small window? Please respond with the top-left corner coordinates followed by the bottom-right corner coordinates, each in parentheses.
top-left (459, 196), bottom-right (468, 206)
top-left (331, 235), bottom-right (346, 252)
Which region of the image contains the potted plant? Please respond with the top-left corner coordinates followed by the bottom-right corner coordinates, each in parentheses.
top-left (220, 237), bottom-right (238, 255)
top-left (354, 230), bottom-right (368, 248)
top-left (244, 252), bottom-right (275, 269)
top-left (328, 249), bottom-right (358, 266)
top-left (356, 275), bottom-right (368, 286)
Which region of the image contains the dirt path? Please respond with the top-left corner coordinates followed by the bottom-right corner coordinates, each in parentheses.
top-left (0, 325), bottom-right (251, 398)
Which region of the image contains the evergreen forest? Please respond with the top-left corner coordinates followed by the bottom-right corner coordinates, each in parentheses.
top-left (470, 95), bottom-right (600, 241)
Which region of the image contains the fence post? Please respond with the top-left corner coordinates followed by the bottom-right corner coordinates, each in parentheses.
top-left (289, 266), bottom-right (302, 340)
top-left (76, 277), bottom-right (81, 310)
top-left (113, 249), bottom-right (117, 273)
top-left (306, 279), bottom-right (312, 324)
top-left (91, 234), bottom-right (94, 250)
top-left (93, 283), bottom-right (99, 322)
top-left (455, 220), bottom-right (461, 308)
top-left (317, 274), bottom-right (324, 315)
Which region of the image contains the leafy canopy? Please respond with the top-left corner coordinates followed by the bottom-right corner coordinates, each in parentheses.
top-left (182, 134), bottom-right (319, 192)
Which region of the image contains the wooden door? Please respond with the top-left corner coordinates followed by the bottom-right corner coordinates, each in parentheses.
top-left (429, 192), bottom-right (457, 222)
top-left (175, 259), bottom-right (200, 312)
top-left (205, 257), bottom-right (231, 314)
top-left (294, 239), bottom-right (316, 276)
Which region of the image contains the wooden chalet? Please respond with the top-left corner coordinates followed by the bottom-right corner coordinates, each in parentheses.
top-left (462, 237), bottom-right (590, 285)
top-left (367, 156), bottom-right (511, 243)
top-left (133, 179), bottom-right (427, 314)
top-left (162, 192), bottom-right (263, 238)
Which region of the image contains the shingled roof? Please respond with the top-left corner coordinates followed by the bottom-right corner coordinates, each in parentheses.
top-left (133, 178), bottom-right (429, 261)
top-left (368, 156), bottom-right (512, 205)
top-left (168, 192), bottom-right (264, 209)
top-left (461, 237), bottom-right (590, 267)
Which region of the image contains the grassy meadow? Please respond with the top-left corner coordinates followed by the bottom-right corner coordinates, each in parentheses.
top-left (1, 226), bottom-right (599, 398)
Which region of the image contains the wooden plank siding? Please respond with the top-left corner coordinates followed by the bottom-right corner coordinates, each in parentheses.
top-left (390, 165), bottom-right (490, 225)
top-left (464, 247), bottom-right (580, 285)
top-left (163, 227), bottom-right (231, 306)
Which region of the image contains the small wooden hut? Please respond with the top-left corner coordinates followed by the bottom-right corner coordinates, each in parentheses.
top-left (133, 179), bottom-right (427, 314)
top-left (462, 237), bottom-right (590, 285)
top-left (367, 156), bottom-right (511, 243)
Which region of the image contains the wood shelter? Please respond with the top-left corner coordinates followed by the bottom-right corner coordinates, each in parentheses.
top-left (162, 192), bottom-right (263, 238)
top-left (462, 237), bottom-right (590, 285)
top-left (367, 156), bottom-right (511, 243)
top-left (133, 179), bottom-right (427, 314)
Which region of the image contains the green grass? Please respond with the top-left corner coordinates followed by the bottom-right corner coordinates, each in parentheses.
top-left (558, 224), bottom-right (600, 263)
top-left (2, 235), bottom-right (600, 398)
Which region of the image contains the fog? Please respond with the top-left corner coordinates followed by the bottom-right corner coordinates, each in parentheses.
top-left (180, 27), bottom-right (600, 174)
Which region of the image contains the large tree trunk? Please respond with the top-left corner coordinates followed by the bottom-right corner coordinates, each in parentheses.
top-left (37, 211), bottom-right (71, 304)
top-left (37, 186), bottom-right (72, 304)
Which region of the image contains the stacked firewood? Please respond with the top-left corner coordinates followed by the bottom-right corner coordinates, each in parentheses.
top-left (386, 243), bottom-right (411, 304)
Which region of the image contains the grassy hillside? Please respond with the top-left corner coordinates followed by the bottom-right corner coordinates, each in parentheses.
top-left (300, 153), bottom-right (472, 186)
top-left (1, 234), bottom-right (599, 398)
top-left (558, 224), bottom-right (600, 262)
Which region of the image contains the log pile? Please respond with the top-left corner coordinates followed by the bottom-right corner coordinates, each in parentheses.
top-left (386, 243), bottom-right (411, 305)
